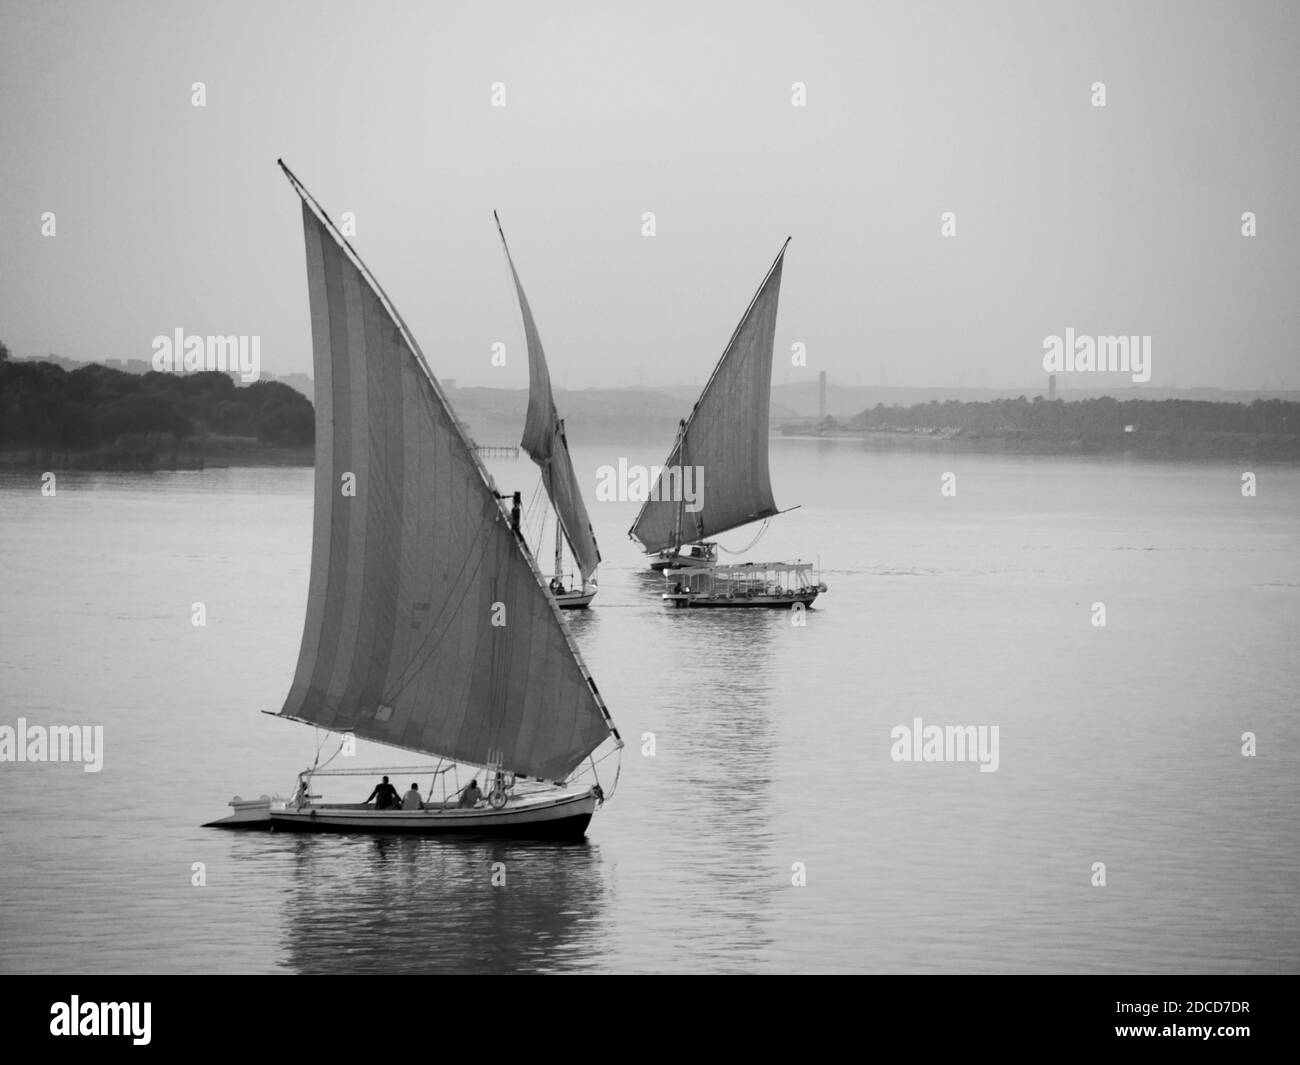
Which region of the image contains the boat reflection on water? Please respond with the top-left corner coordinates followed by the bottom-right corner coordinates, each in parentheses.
top-left (652, 608), bottom-right (780, 970)
top-left (276, 835), bottom-right (611, 974)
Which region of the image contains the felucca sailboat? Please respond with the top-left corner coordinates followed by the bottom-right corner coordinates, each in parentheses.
top-left (204, 163), bottom-right (622, 838)
top-left (628, 240), bottom-right (826, 608)
top-left (496, 214), bottom-right (600, 609)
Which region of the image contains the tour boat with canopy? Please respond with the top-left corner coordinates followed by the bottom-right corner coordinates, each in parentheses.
top-left (664, 560), bottom-right (825, 609)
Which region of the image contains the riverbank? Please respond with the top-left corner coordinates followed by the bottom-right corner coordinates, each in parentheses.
top-left (0, 437), bottom-right (313, 471)
top-left (777, 426), bottom-right (1300, 462)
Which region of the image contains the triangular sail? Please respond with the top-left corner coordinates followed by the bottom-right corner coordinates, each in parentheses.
top-left (628, 240), bottom-right (789, 554)
top-left (496, 216), bottom-right (601, 583)
top-left (277, 165), bottom-right (617, 782)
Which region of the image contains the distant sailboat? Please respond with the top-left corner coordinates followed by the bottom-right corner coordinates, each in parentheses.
top-left (496, 213), bottom-right (600, 609)
top-left (205, 162), bottom-right (622, 837)
top-left (628, 239), bottom-right (826, 608)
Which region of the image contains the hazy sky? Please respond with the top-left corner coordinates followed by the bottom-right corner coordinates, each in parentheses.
top-left (1, 0), bottom-right (1297, 391)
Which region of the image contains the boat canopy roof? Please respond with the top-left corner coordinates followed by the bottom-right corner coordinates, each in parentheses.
top-left (670, 561), bottom-right (814, 577)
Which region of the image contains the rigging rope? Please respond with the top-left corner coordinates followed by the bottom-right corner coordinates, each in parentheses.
top-left (523, 476), bottom-right (546, 547)
top-left (716, 518), bottom-right (771, 555)
top-left (607, 750), bottom-right (622, 800)
top-left (316, 736), bottom-right (349, 772)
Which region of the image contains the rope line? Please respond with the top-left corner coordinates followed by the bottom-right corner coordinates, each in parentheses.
top-left (717, 518), bottom-right (771, 555)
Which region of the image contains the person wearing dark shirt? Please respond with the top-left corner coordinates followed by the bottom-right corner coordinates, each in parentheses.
top-left (364, 775), bottom-right (401, 811)
top-left (458, 780), bottom-right (483, 808)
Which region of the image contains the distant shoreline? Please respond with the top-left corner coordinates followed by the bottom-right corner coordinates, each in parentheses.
top-left (4, 351), bottom-right (1298, 467)
top-left (0, 443), bottom-right (313, 472)
top-left (775, 427), bottom-right (1300, 462)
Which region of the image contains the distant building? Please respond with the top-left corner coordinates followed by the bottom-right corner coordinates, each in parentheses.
top-left (818, 370), bottom-right (827, 420)
top-left (444, 379), bottom-right (456, 390)
top-left (1048, 373), bottom-right (1056, 401)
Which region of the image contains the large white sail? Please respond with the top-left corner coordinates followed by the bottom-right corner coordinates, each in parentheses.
top-left (277, 169), bottom-right (617, 782)
top-left (497, 216), bottom-right (601, 583)
top-left (629, 240), bottom-right (789, 554)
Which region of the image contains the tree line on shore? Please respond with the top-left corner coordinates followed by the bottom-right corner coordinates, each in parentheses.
top-left (847, 395), bottom-right (1299, 437)
top-left (0, 343), bottom-right (314, 452)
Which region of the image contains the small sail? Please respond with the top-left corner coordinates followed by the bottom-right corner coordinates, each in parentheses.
top-left (278, 169), bottom-right (616, 782)
top-left (496, 216), bottom-right (601, 583)
top-left (629, 241), bottom-right (788, 554)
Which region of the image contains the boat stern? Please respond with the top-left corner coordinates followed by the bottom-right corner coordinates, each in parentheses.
top-left (202, 794), bottom-right (275, 830)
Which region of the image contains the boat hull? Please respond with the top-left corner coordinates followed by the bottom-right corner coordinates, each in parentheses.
top-left (555, 589), bottom-right (596, 609)
top-left (649, 546), bottom-right (716, 572)
top-left (202, 796), bottom-right (274, 830)
top-left (664, 591), bottom-right (819, 609)
top-left (266, 790), bottom-right (598, 839)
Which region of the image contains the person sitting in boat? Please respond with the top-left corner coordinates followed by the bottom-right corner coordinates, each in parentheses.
top-left (549, 576), bottom-right (566, 596)
top-left (402, 782), bottom-right (425, 810)
top-left (458, 779), bottom-right (483, 808)
top-left (363, 775), bottom-right (401, 811)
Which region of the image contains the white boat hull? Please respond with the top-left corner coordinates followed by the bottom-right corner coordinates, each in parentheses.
top-left (555, 588), bottom-right (596, 609)
top-left (265, 787), bottom-right (599, 839)
top-left (202, 795), bottom-right (275, 829)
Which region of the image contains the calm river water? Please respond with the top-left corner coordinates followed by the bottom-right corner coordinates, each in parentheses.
top-left (1, 441), bottom-right (1296, 973)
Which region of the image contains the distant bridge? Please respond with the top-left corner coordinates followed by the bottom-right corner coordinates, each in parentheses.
top-left (474, 444), bottom-right (520, 458)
